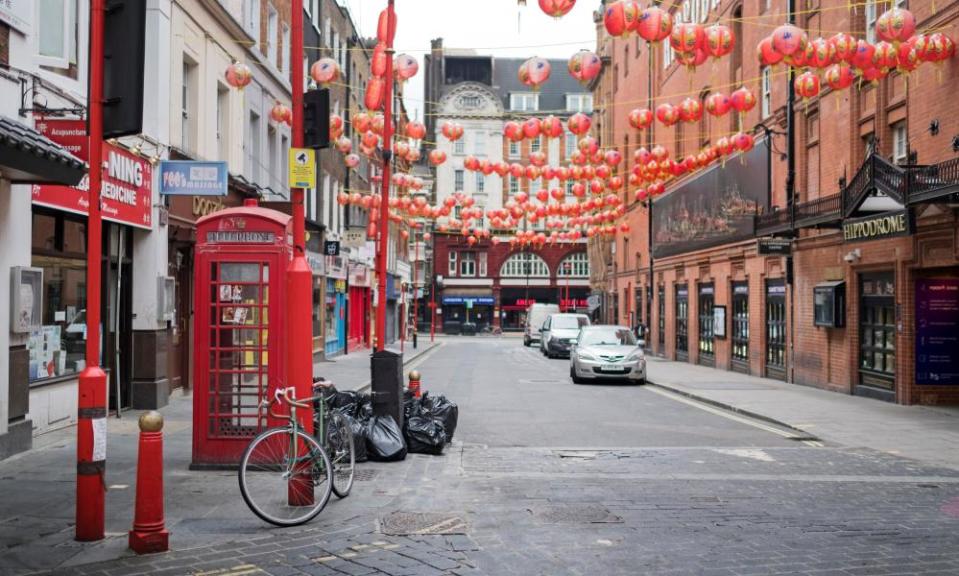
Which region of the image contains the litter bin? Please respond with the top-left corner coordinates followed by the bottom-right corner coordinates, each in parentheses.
top-left (461, 322), bottom-right (477, 336)
top-left (371, 350), bottom-right (403, 429)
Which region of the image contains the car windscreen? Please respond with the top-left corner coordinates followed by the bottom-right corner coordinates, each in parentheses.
top-left (551, 316), bottom-right (588, 330)
top-left (579, 328), bottom-right (637, 346)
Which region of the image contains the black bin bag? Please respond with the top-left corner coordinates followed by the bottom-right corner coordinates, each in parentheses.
top-left (365, 415), bottom-right (407, 461)
top-left (404, 414), bottom-right (446, 455)
top-left (429, 395), bottom-right (459, 443)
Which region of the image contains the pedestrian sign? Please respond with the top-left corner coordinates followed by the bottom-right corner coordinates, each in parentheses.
top-left (466, 300), bottom-right (473, 310)
top-left (288, 148), bottom-right (316, 189)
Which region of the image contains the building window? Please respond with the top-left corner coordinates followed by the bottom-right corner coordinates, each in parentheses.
top-left (509, 140), bottom-right (520, 158)
top-left (663, 37), bottom-right (673, 69)
top-left (281, 24), bottom-right (290, 74)
top-left (732, 283), bottom-right (749, 364)
top-left (460, 252), bottom-right (476, 277)
top-left (557, 252), bottom-right (590, 277)
top-left (510, 93), bottom-right (539, 111)
top-left (475, 172), bottom-right (485, 193)
top-left (566, 94), bottom-right (594, 113)
top-left (454, 137), bottom-right (466, 155)
top-left (474, 135), bottom-right (486, 156)
top-left (500, 252), bottom-right (550, 277)
top-left (245, 0), bottom-right (261, 38)
top-left (479, 252), bottom-right (488, 277)
top-left (698, 284), bottom-right (715, 358)
top-left (268, 123), bottom-right (278, 191)
top-left (29, 211), bottom-right (88, 382)
top-left (36, 0), bottom-right (77, 69)
top-left (658, 286), bottom-right (665, 350)
top-left (448, 251), bottom-right (457, 276)
top-left (181, 57), bottom-right (197, 153)
top-left (248, 110), bottom-right (261, 182)
top-left (267, 3), bottom-right (278, 61)
top-left (892, 121), bottom-right (908, 164)
top-left (761, 67), bottom-right (772, 119)
top-left (217, 83), bottom-right (230, 162)
top-left (676, 285), bottom-right (689, 354)
top-left (565, 133), bottom-right (577, 158)
top-left (865, 0), bottom-right (878, 43)
top-left (454, 169), bottom-right (465, 191)
top-left (509, 176), bottom-right (520, 195)
top-left (530, 136), bottom-right (542, 153)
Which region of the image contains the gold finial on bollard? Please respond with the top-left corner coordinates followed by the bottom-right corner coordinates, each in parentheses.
top-left (138, 411), bottom-right (164, 433)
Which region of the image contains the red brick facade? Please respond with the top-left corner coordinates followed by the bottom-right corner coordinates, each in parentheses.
top-left (603, 0), bottom-right (959, 404)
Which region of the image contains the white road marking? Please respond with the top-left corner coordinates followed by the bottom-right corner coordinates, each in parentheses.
top-left (714, 448), bottom-right (776, 462)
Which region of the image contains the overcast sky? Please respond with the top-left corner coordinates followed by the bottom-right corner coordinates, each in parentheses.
top-left (343, 0), bottom-right (599, 120)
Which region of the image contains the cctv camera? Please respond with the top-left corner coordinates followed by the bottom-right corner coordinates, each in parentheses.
top-left (843, 253), bottom-right (855, 263)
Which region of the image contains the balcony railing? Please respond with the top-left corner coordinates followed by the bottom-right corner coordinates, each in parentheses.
top-left (755, 208), bottom-right (793, 237)
top-left (793, 193), bottom-right (842, 229)
top-left (907, 156), bottom-right (959, 204)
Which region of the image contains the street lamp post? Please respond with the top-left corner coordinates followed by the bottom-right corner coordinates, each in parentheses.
top-left (375, 0), bottom-right (397, 351)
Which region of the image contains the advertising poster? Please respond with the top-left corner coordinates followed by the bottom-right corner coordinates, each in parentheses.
top-left (915, 278), bottom-right (959, 385)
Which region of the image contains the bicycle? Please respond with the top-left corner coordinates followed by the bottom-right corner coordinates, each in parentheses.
top-left (238, 380), bottom-right (355, 526)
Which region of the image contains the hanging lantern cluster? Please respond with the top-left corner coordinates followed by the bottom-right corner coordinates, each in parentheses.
top-left (627, 87), bottom-right (754, 129)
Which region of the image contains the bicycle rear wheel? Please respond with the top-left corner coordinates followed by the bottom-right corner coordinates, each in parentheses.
top-left (328, 413), bottom-right (356, 498)
top-left (238, 427), bottom-right (333, 526)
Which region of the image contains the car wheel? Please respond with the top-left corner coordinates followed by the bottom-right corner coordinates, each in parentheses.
top-left (636, 378), bottom-right (646, 386)
top-left (570, 366), bottom-right (585, 384)
top-left (523, 337), bottom-right (530, 347)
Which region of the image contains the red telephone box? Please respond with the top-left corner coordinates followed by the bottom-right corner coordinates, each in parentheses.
top-left (191, 203), bottom-right (292, 468)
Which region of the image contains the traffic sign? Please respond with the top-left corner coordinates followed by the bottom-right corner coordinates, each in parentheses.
top-left (288, 148), bottom-right (316, 189)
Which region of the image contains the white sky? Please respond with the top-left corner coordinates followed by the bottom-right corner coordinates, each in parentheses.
top-left (343, 0), bottom-right (599, 120)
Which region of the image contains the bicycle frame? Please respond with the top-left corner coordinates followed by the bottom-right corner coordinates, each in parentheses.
top-left (265, 387), bottom-right (329, 478)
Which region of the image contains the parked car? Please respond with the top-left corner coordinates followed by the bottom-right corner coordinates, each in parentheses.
top-left (523, 303), bottom-right (559, 347)
top-left (569, 325), bottom-right (646, 384)
top-left (540, 313), bottom-right (590, 358)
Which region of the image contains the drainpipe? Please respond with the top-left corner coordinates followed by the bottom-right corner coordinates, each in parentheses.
top-left (786, 0), bottom-right (797, 384)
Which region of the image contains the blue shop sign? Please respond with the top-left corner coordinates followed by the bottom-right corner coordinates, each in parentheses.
top-left (442, 296), bottom-right (495, 306)
top-left (159, 160), bottom-right (228, 196)
top-left (387, 275), bottom-right (400, 300)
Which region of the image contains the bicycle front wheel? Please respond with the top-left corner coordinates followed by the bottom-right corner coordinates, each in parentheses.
top-left (328, 413), bottom-right (356, 498)
top-left (238, 427), bottom-right (333, 526)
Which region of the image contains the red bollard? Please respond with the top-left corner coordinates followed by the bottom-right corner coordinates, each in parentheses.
top-left (129, 411), bottom-right (169, 554)
top-left (408, 370), bottom-right (422, 399)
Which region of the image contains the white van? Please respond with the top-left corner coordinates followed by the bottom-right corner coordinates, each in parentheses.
top-left (523, 303), bottom-right (560, 347)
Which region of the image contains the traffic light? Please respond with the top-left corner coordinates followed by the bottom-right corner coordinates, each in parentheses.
top-left (303, 88), bottom-right (330, 149)
top-left (102, 0), bottom-right (147, 138)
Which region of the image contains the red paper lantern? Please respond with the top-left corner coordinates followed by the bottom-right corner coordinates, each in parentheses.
top-left (705, 92), bottom-right (731, 117)
top-left (310, 57), bottom-right (340, 86)
top-left (568, 50), bottom-right (602, 85)
top-left (830, 33), bottom-right (858, 63)
top-left (604, 149), bottom-right (623, 166)
top-left (364, 76), bottom-right (386, 110)
top-left (604, 1), bottom-right (639, 37)
top-left (771, 23), bottom-right (807, 59)
top-left (523, 118), bottom-right (542, 139)
top-left (441, 121), bottom-right (464, 142)
top-left (336, 136), bottom-right (352, 154)
top-left (637, 6), bottom-right (672, 43)
top-left (371, 42), bottom-right (388, 77)
top-left (504, 121), bottom-right (525, 142)
top-left (676, 47), bottom-right (708, 68)
top-left (270, 101), bottom-right (291, 125)
top-left (429, 150), bottom-right (447, 166)
top-left (794, 71), bottom-right (820, 99)
top-left (897, 38), bottom-right (921, 72)
top-left (464, 156), bottom-right (481, 171)
top-left (704, 24), bottom-right (735, 59)
top-left (634, 147), bottom-right (651, 165)
top-left (655, 103), bottom-right (679, 126)
top-left (371, 113), bottom-right (385, 134)
top-left (757, 36), bottom-right (784, 66)
top-left (851, 40), bottom-right (876, 70)
top-left (919, 32), bottom-right (953, 63)
top-left (730, 87), bottom-right (756, 113)
top-left (538, 0), bottom-right (577, 18)
top-left (529, 151), bottom-right (548, 167)
top-left (394, 54), bottom-right (419, 82)
top-left (824, 64), bottom-right (855, 90)
top-left (330, 114), bottom-right (345, 139)
top-left (875, 8), bottom-right (916, 45)
top-left (519, 57), bottom-right (552, 89)
top-left (860, 65), bottom-right (888, 83)
top-left (225, 61), bottom-right (252, 89)
top-left (670, 23), bottom-right (704, 54)
top-left (344, 153), bottom-right (360, 168)
top-left (494, 161), bottom-right (510, 177)
top-left (806, 37), bottom-right (835, 69)
top-left (651, 145), bottom-right (669, 161)
top-left (377, 8), bottom-right (396, 44)
top-left (526, 165), bottom-right (542, 180)
top-left (678, 97), bottom-right (703, 123)
top-left (540, 115), bottom-right (564, 139)
top-left (405, 121), bottom-right (426, 140)
top-left (628, 108), bottom-right (653, 130)
top-left (567, 113), bottom-right (592, 136)
top-left (872, 41), bottom-right (899, 71)
top-left (578, 136), bottom-right (599, 155)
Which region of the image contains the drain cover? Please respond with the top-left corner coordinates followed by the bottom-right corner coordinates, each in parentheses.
top-left (353, 469), bottom-right (378, 482)
top-left (379, 511), bottom-right (469, 535)
top-left (529, 504), bottom-right (623, 524)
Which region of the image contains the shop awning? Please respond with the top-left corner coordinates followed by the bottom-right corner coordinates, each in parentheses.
top-left (0, 115), bottom-right (86, 185)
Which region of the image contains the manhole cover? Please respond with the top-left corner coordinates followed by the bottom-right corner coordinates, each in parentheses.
top-left (379, 511), bottom-right (469, 535)
top-left (354, 469), bottom-right (378, 482)
top-left (529, 504), bottom-right (623, 524)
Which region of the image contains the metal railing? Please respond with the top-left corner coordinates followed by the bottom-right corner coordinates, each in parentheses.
top-left (793, 193), bottom-right (842, 228)
top-left (906, 156), bottom-right (959, 204)
top-left (755, 208), bottom-right (793, 236)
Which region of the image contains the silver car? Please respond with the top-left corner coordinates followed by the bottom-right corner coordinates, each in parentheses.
top-left (569, 325), bottom-right (646, 384)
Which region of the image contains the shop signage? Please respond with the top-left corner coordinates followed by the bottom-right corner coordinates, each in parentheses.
top-left (699, 284), bottom-right (714, 296)
top-left (343, 229), bottom-right (366, 248)
top-left (842, 209), bottom-right (912, 243)
top-left (159, 160), bottom-right (228, 196)
top-left (677, 286), bottom-right (689, 299)
top-left (560, 298), bottom-right (589, 308)
top-left (205, 231), bottom-right (276, 243)
top-left (324, 240), bottom-right (341, 256)
top-left (758, 238), bottom-right (792, 255)
top-left (32, 119), bottom-right (153, 229)
top-left (192, 196), bottom-right (226, 217)
top-left (915, 278), bottom-right (959, 386)
top-left (733, 283), bottom-right (749, 295)
top-left (442, 296), bottom-right (495, 305)
top-left (288, 148), bottom-right (316, 189)
top-left (767, 281), bottom-right (786, 296)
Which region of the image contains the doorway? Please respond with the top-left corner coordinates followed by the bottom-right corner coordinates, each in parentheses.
top-left (675, 284), bottom-right (689, 362)
top-left (698, 283), bottom-right (715, 367)
top-left (168, 244), bottom-right (193, 391)
top-left (857, 271), bottom-right (896, 401)
top-left (105, 224), bottom-right (133, 413)
top-left (731, 282), bottom-right (749, 373)
top-left (765, 279), bottom-right (786, 380)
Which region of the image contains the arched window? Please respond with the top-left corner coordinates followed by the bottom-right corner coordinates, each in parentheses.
top-left (500, 252), bottom-right (550, 278)
top-left (557, 252), bottom-right (590, 278)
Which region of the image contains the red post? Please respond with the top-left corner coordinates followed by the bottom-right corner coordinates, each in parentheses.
top-left (129, 412), bottom-right (168, 554)
top-left (77, 0), bottom-right (107, 542)
top-left (288, 0), bottom-right (313, 505)
top-left (430, 282), bottom-right (436, 343)
top-left (412, 233), bottom-right (418, 344)
top-left (375, 0), bottom-right (396, 351)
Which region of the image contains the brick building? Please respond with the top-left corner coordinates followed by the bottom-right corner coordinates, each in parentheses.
top-left (603, 0), bottom-right (959, 404)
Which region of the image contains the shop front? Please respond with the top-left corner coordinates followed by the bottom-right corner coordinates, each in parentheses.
top-left (697, 283), bottom-right (716, 367)
top-left (348, 263), bottom-right (372, 350)
top-left (675, 284), bottom-right (689, 362)
top-left (499, 287), bottom-right (557, 331)
top-left (441, 295), bottom-right (494, 333)
top-left (325, 256), bottom-right (348, 357)
top-left (730, 282), bottom-right (750, 373)
top-left (29, 120), bottom-right (155, 425)
top-left (765, 279), bottom-right (787, 381)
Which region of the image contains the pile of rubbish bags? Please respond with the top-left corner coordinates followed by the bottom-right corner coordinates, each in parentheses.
top-left (315, 388), bottom-right (458, 462)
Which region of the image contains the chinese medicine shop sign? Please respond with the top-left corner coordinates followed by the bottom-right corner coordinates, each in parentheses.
top-left (159, 161), bottom-right (228, 196)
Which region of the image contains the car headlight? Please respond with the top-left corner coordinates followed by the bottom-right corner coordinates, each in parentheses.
top-left (626, 351), bottom-right (645, 362)
top-left (577, 351), bottom-right (597, 361)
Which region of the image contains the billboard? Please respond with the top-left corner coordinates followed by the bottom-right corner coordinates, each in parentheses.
top-left (651, 142), bottom-right (769, 259)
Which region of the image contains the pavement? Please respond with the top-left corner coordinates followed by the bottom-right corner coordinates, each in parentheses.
top-left (314, 340), bottom-right (442, 392)
top-left (2, 335), bottom-right (959, 576)
top-left (644, 356), bottom-right (959, 471)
